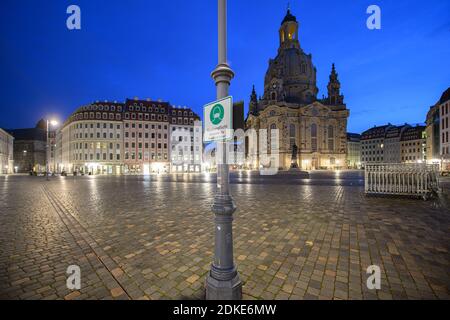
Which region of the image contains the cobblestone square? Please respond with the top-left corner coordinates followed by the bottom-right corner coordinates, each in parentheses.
top-left (0, 172), bottom-right (449, 300)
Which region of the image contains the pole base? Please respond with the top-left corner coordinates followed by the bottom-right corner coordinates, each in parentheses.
top-left (205, 271), bottom-right (242, 300)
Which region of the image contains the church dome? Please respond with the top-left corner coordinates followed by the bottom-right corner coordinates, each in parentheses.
top-left (263, 48), bottom-right (317, 104)
top-left (262, 9), bottom-right (318, 106)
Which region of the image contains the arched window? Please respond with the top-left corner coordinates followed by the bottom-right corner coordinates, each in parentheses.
top-left (311, 124), bottom-right (317, 152)
top-left (301, 63), bottom-right (306, 73)
top-left (328, 125), bottom-right (334, 151)
top-left (271, 92), bottom-right (277, 100)
top-left (269, 123), bottom-right (277, 151)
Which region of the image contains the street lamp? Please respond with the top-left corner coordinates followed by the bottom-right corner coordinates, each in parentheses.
top-left (205, 0), bottom-right (242, 300)
top-left (46, 119), bottom-right (58, 181)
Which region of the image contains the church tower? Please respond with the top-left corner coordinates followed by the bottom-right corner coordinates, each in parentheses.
top-left (326, 63), bottom-right (345, 105)
top-left (249, 85), bottom-right (259, 116)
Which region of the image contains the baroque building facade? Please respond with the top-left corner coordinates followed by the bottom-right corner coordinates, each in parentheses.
top-left (7, 121), bottom-right (47, 173)
top-left (0, 128), bottom-right (14, 174)
top-left (58, 98), bottom-right (201, 175)
top-left (425, 103), bottom-right (440, 164)
top-left (361, 125), bottom-right (391, 166)
top-left (346, 133), bottom-right (361, 169)
top-left (400, 125), bottom-right (426, 163)
top-left (361, 123), bottom-right (426, 167)
top-left (245, 9), bottom-right (349, 170)
top-left (384, 125), bottom-right (409, 163)
top-left (60, 101), bottom-right (124, 175)
top-left (438, 88), bottom-right (450, 171)
top-left (170, 119), bottom-right (203, 173)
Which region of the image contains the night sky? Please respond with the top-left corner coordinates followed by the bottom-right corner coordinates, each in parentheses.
top-left (1, 0), bottom-right (449, 133)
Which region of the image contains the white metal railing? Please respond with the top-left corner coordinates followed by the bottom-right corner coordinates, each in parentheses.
top-left (365, 163), bottom-right (440, 199)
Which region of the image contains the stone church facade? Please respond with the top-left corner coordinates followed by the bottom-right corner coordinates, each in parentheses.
top-left (245, 9), bottom-right (349, 170)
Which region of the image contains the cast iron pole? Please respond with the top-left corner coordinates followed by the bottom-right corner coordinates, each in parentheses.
top-left (205, 0), bottom-right (242, 300)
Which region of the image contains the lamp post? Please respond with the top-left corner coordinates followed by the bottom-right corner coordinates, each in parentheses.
top-left (46, 119), bottom-right (58, 181)
top-left (205, 0), bottom-right (242, 300)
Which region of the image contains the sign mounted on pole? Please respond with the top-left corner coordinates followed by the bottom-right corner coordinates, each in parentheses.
top-left (203, 96), bottom-right (233, 142)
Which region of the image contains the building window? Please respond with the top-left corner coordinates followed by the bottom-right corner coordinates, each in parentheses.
top-left (328, 125), bottom-right (334, 151)
top-left (311, 123), bottom-right (317, 152)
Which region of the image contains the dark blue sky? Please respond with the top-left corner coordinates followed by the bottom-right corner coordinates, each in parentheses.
top-left (1, 0), bottom-right (449, 133)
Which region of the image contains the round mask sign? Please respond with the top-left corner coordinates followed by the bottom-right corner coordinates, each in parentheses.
top-left (210, 103), bottom-right (225, 125)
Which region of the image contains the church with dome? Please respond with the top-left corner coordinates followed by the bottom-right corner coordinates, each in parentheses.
top-left (245, 8), bottom-right (350, 170)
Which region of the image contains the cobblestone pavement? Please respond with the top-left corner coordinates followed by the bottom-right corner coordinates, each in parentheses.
top-left (0, 173), bottom-right (449, 300)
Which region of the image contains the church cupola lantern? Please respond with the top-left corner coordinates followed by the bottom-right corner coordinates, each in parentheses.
top-left (279, 8), bottom-right (300, 50)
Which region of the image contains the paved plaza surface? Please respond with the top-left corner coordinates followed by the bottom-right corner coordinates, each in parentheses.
top-left (0, 171), bottom-right (449, 300)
